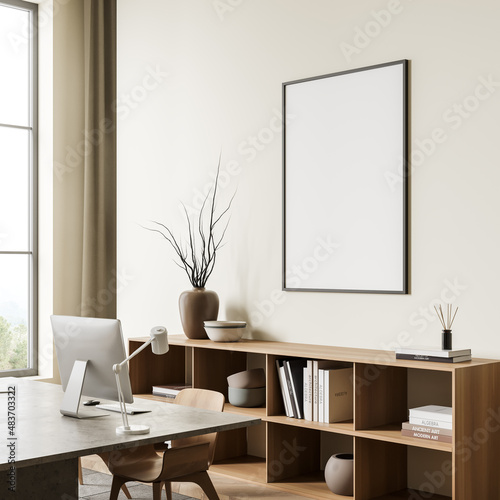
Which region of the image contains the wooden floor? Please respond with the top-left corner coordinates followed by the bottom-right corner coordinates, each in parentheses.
top-left (81, 455), bottom-right (311, 499)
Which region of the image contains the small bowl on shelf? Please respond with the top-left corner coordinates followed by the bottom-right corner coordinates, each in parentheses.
top-left (227, 368), bottom-right (265, 389)
top-left (228, 387), bottom-right (266, 408)
top-left (204, 321), bottom-right (246, 342)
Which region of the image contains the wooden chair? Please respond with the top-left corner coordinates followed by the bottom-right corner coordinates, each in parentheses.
top-left (106, 388), bottom-right (225, 500)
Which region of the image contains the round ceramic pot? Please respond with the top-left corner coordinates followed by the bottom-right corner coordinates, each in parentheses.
top-left (324, 453), bottom-right (353, 496)
top-left (179, 287), bottom-right (219, 339)
top-left (227, 368), bottom-right (266, 389)
top-left (228, 387), bottom-right (266, 408)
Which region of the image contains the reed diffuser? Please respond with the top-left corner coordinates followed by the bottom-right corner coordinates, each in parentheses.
top-left (434, 304), bottom-right (458, 350)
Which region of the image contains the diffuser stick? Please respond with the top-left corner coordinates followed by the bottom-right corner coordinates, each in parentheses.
top-left (450, 307), bottom-right (459, 329)
top-left (434, 305), bottom-right (446, 329)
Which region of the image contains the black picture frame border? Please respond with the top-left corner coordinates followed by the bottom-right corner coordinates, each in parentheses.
top-left (282, 59), bottom-right (409, 294)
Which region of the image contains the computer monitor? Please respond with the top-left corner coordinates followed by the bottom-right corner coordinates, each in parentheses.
top-left (51, 315), bottom-right (134, 419)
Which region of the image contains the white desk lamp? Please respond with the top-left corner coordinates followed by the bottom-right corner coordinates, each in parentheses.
top-left (113, 326), bottom-right (169, 435)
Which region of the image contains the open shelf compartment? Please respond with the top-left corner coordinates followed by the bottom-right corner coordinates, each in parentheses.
top-left (355, 437), bottom-right (452, 500)
top-left (128, 341), bottom-right (185, 394)
top-left (213, 418), bottom-right (267, 483)
top-left (267, 422), bottom-right (354, 499)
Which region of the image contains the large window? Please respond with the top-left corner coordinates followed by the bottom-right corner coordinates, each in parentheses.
top-left (0, 0), bottom-right (37, 376)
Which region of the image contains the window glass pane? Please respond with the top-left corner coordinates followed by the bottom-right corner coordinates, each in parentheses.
top-left (0, 4), bottom-right (30, 127)
top-left (0, 127), bottom-right (29, 251)
top-left (0, 254), bottom-right (29, 371)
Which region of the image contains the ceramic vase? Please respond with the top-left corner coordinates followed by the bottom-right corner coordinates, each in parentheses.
top-left (324, 453), bottom-right (353, 496)
top-left (179, 287), bottom-right (219, 339)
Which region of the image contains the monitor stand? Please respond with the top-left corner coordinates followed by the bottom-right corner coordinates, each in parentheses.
top-left (60, 360), bottom-right (109, 419)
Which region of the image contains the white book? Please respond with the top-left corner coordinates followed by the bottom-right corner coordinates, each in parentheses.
top-left (152, 391), bottom-right (176, 399)
top-left (313, 360), bottom-right (343, 422)
top-left (409, 415), bottom-right (453, 430)
top-left (280, 365), bottom-right (294, 417)
top-left (324, 368), bottom-right (330, 423)
top-left (284, 361), bottom-right (299, 419)
top-left (318, 369), bottom-right (325, 423)
top-left (276, 360), bottom-right (292, 417)
top-left (396, 346), bottom-right (470, 358)
top-left (152, 384), bottom-right (190, 396)
top-left (409, 405), bottom-right (452, 422)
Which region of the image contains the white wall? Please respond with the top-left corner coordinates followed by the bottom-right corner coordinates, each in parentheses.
top-left (117, 0), bottom-right (500, 358)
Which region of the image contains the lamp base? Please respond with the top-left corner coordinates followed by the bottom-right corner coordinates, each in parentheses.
top-left (116, 424), bottom-right (150, 435)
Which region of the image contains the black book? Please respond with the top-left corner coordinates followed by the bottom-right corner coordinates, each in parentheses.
top-left (396, 353), bottom-right (471, 363)
top-left (284, 359), bottom-right (307, 419)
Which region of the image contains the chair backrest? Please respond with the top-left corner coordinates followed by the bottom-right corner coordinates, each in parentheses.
top-left (171, 388), bottom-right (225, 466)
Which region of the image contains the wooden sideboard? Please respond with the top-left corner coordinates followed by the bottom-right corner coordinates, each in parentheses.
top-left (128, 335), bottom-right (500, 499)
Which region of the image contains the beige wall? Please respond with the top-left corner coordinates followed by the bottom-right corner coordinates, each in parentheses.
top-left (116, 0), bottom-right (500, 359)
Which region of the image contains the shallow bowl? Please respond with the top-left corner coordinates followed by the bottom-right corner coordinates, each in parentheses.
top-left (228, 387), bottom-right (266, 408)
top-left (204, 320), bottom-right (246, 342)
top-left (227, 368), bottom-right (266, 389)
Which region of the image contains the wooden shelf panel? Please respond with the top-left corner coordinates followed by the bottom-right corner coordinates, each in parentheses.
top-left (355, 424), bottom-right (453, 452)
top-left (211, 455), bottom-right (266, 483)
top-left (266, 415), bottom-right (355, 435)
top-left (129, 335), bottom-right (495, 370)
top-left (370, 490), bottom-right (450, 500)
top-left (269, 471), bottom-right (351, 499)
top-left (224, 403), bottom-right (266, 418)
top-left (266, 480), bottom-right (451, 500)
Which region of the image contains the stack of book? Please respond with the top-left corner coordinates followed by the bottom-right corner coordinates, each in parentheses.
top-left (401, 405), bottom-right (452, 443)
top-left (276, 358), bottom-right (353, 423)
top-left (152, 383), bottom-right (191, 399)
top-left (276, 359), bottom-right (307, 419)
top-left (395, 346), bottom-right (471, 363)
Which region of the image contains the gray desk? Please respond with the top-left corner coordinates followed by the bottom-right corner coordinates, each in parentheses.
top-left (0, 378), bottom-right (260, 499)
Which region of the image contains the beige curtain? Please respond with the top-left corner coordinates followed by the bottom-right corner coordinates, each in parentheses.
top-left (81, 0), bottom-right (117, 319)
